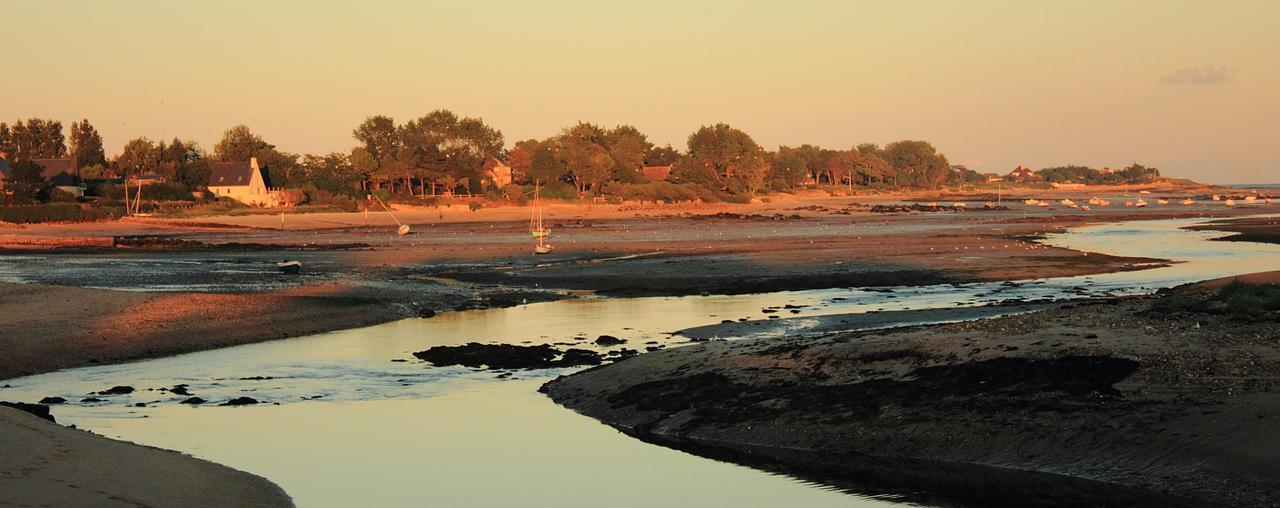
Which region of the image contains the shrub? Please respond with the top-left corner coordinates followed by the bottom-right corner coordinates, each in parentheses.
top-left (469, 200), bottom-right (483, 211)
top-left (93, 182), bottom-right (197, 201)
top-left (299, 184), bottom-right (358, 211)
top-left (1217, 280), bottom-right (1280, 317)
top-left (603, 182), bottom-right (713, 203)
top-left (0, 203), bottom-right (124, 223)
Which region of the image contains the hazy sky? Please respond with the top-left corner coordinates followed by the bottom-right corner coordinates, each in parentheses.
top-left (3, 1), bottom-right (1277, 183)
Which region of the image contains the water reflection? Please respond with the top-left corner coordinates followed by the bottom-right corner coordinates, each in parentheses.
top-left (3, 216), bottom-right (1278, 507)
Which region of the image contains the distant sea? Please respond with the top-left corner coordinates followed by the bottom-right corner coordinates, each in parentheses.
top-left (1225, 183), bottom-right (1280, 189)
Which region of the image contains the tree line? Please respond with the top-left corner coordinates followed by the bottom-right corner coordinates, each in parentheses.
top-left (2, 111), bottom-right (1166, 207)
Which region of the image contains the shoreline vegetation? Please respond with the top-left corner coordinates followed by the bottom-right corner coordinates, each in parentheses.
top-left (4, 112), bottom-right (1268, 227)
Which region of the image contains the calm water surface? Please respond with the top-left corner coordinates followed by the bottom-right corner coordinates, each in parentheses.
top-left (4, 216), bottom-right (1279, 507)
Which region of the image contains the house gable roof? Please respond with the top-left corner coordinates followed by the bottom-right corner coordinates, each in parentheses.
top-left (208, 160), bottom-right (262, 187)
top-left (31, 158), bottom-right (79, 186)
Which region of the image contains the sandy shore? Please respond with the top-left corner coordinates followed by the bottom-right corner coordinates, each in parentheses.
top-left (0, 406), bottom-right (291, 507)
top-left (0, 282), bottom-right (403, 380)
top-left (543, 274), bottom-right (1280, 506)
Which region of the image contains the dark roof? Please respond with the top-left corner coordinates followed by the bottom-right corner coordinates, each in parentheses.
top-left (31, 158), bottom-right (79, 186)
top-left (208, 161), bottom-right (255, 187)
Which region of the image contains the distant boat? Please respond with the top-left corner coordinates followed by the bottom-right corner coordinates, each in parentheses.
top-left (1060, 199), bottom-right (1075, 206)
top-left (1157, 199), bottom-right (1169, 205)
top-left (530, 182), bottom-right (552, 255)
top-left (276, 261), bottom-right (302, 274)
top-left (1135, 198), bottom-right (1148, 207)
top-left (1081, 205), bottom-right (1092, 211)
top-left (1212, 194), bottom-right (1221, 201)
top-left (1181, 198), bottom-right (1195, 205)
top-left (1244, 195), bottom-right (1257, 203)
top-left (1225, 199), bottom-right (1237, 207)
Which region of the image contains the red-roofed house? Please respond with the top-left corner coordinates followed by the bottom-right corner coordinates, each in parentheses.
top-left (1008, 165), bottom-right (1036, 182)
top-left (641, 165), bottom-right (672, 182)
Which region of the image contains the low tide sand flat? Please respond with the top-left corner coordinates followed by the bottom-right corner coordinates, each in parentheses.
top-left (0, 406), bottom-right (291, 507)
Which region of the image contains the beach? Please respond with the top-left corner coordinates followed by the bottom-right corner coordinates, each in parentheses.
top-left (0, 405), bottom-right (291, 507)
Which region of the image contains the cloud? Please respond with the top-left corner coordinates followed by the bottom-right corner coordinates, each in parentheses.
top-left (1159, 65), bottom-right (1234, 85)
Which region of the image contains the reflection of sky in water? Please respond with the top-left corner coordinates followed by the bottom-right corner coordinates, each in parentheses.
top-left (4, 215), bottom-right (1279, 507)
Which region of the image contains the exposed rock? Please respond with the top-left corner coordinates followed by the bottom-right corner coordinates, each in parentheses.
top-left (181, 397), bottom-right (206, 405)
top-left (595, 335), bottom-right (626, 346)
top-left (220, 397), bottom-right (259, 406)
top-left (418, 308), bottom-right (437, 318)
top-left (413, 342), bottom-right (603, 370)
top-left (38, 396), bottom-right (66, 404)
top-left (98, 385), bottom-right (135, 395)
top-left (170, 385), bottom-right (191, 396)
top-left (0, 401), bottom-right (55, 423)
top-left (80, 397), bottom-right (104, 403)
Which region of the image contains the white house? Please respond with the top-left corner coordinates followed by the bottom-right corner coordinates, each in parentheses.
top-left (207, 157), bottom-right (280, 206)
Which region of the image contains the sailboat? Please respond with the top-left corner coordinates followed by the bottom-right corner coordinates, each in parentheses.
top-left (530, 182), bottom-right (552, 255)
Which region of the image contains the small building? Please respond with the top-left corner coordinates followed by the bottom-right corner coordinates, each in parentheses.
top-left (1008, 164), bottom-right (1036, 182)
top-left (207, 157), bottom-right (279, 207)
top-left (483, 157), bottom-right (512, 188)
top-left (984, 173), bottom-right (1004, 183)
top-left (641, 165), bottom-right (672, 182)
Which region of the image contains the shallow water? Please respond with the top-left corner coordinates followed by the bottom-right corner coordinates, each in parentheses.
top-left (3, 216), bottom-right (1279, 507)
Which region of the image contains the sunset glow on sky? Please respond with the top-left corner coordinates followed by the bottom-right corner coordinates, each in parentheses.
top-left (3, 1), bottom-right (1277, 182)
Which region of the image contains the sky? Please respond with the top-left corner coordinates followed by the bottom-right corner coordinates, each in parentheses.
top-left (2, 0), bottom-right (1277, 183)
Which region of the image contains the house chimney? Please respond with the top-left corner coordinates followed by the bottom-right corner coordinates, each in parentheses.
top-left (250, 156), bottom-right (258, 167)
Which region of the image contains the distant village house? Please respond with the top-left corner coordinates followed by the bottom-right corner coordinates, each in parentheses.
top-left (483, 157), bottom-right (512, 188)
top-left (641, 165), bottom-right (672, 182)
top-left (1007, 164), bottom-right (1036, 182)
top-left (0, 153), bottom-right (85, 196)
top-left (207, 157), bottom-right (280, 207)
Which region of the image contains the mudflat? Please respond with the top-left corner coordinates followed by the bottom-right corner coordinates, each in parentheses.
top-left (544, 277), bottom-right (1280, 507)
top-left (0, 406), bottom-right (291, 507)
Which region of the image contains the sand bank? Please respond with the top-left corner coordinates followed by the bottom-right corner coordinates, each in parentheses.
top-left (0, 406), bottom-right (291, 507)
top-left (544, 284), bottom-right (1280, 506)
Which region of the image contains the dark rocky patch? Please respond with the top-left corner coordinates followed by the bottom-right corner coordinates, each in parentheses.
top-left (605, 356), bottom-right (1140, 430)
top-left (80, 397), bottom-right (104, 403)
top-left (0, 401), bottom-right (55, 423)
top-left (413, 342), bottom-right (603, 370)
top-left (220, 397), bottom-right (259, 406)
top-left (38, 396), bottom-right (66, 404)
top-left (595, 335), bottom-right (626, 346)
top-left (181, 397), bottom-right (206, 405)
top-left (170, 384), bottom-right (191, 396)
top-left (98, 385), bottom-right (135, 395)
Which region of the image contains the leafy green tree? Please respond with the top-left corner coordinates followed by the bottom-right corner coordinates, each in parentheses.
top-left (605, 125), bottom-right (652, 183)
top-left (113, 137), bottom-right (159, 177)
top-left (0, 123), bottom-right (12, 157)
top-left (353, 115), bottom-right (398, 161)
top-left (8, 119), bottom-right (66, 160)
top-left (644, 144), bottom-right (680, 166)
top-left (556, 123), bottom-right (613, 194)
top-left (350, 147), bottom-right (377, 191)
top-left (213, 125), bottom-right (272, 161)
top-left (3, 160), bottom-right (48, 204)
top-left (528, 142), bottom-right (565, 185)
top-left (69, 119), bottom-right (106, 168)
top-left (883, 140), bottom-right (950, 188)
top-left (675, 123), bottom-right (769, 194)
